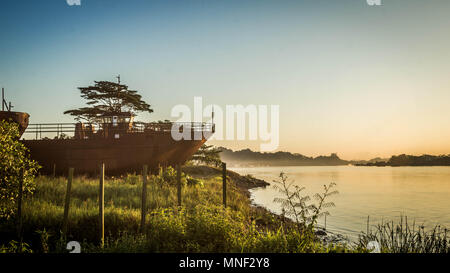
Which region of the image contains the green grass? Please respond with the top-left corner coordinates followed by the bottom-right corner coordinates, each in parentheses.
top-left (4, 168), bottom-right (446, 253)
top-left (0, 169), bottom-right (348, 253)
top-left (356, 216), bottom-right (449, 253)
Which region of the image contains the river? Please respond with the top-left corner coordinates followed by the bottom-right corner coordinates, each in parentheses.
top-left (230, 166), bottom-right (450, 241)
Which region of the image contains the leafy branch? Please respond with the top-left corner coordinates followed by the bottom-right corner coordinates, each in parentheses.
top-left (272, 172), bottom-right (338, 232)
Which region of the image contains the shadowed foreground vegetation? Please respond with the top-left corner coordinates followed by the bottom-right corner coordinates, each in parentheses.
top-left (0, 166), bottom-right (352, 253)
top-left (359, 216), bottom-right (449, 253)
top-left (0, 166), bottom-right (448, 253)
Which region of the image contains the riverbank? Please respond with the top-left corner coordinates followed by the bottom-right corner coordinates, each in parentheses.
top-left (183, 165), bottom-right (349, 245)
top-left (1, 165), bottom-right (352, 253)
top-left (2, 165), bottom-right (449, 253)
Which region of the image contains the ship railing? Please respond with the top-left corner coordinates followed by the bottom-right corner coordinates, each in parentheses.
top-left (24, 123), bottom-right (76, 140)
top-left (23, 122), bottom-right (214, 140)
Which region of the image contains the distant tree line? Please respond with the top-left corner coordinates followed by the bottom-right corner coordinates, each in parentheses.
top-left (219, 148), bottom-right (349, 166)
top-left (191, 146), bottom-right (450, 167)
top-left (357, 154), bottom-right (450, 167)
top-left (389, 154), bottom-right (450, 166)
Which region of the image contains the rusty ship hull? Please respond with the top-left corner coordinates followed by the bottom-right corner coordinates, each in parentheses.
top-left (0, 111), bottom-right (29, 136)
top-left (22, 131), bottom-right (208, 175)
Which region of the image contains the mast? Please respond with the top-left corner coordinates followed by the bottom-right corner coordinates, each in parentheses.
top-left (2, 87), bottom-right (11, 111)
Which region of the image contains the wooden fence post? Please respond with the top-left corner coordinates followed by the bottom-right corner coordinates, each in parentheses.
top-left (16, 169), bottom-right (24, 240)
top-left (222, 163), bottom-right (227, 208)
top-left (62, 168), bottom-right (74, 234)
top-left (177, 164), bottom-right (181, 206)
top-left (52, 163), bottom-right (56, 178)
top-left (140, 165), bottom-right (148, 232)
top-left (99, 163), bottom-right (105, 247)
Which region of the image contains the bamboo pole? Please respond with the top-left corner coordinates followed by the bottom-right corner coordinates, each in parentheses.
top-left (177, 164), bottom-right (181, 206)
top-left (222, 163), bottom-right (227, 208)
top-left (99, 163), bottom-right (105, 247)
top-left (140, 165), bottom-right (148, 232)
top-left (62, 168), bottom-right (74, 234)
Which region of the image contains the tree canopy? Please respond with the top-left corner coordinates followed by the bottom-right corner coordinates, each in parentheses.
top-left (64, 79), bottom-right (153, 122)
top-left (0, 120), bottom-right (40, 220)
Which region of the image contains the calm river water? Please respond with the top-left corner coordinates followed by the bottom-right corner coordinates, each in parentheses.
top-left (230, 166), bottom-right (450, 241)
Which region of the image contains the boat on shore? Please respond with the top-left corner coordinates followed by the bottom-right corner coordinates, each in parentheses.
top-left (22, 115), bottom-right (214, 175)
top-left (1, 89), bottom-right (214, 175)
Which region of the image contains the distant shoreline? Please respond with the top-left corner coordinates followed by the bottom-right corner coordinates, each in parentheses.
top-left (219, 147), bottom-right (450, 168)
top-left (227, 163), bottom-right (450, 168)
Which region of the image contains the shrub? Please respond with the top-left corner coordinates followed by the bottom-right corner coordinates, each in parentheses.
top-left (0, 120), bottom-right (40, 219)
top-left (152, 166), bottom-right (203, 188)
top-left (272, 172), bottom-right (338, 232)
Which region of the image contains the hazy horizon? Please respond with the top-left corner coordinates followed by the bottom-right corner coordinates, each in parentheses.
top-left (2, 0), bottom-right (450, 160)
top-left (218, 146), bottom-right (450, 162)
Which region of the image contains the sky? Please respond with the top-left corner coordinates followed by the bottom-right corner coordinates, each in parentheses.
top-left (1, 0), bottom-right (450, 160)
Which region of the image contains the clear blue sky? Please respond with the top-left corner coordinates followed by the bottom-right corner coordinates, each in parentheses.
top-left (2, 0), bottom-right (450, 159)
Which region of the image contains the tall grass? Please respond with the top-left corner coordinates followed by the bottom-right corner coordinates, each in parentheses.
top-left (357, 216), bottom-right (449, 253)
top-left (6, 169), bottom-right (444, 253)
top-left (0, 170), bottom-right (342, 253)
top-left (2, 173), bottom-right (246, 246)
